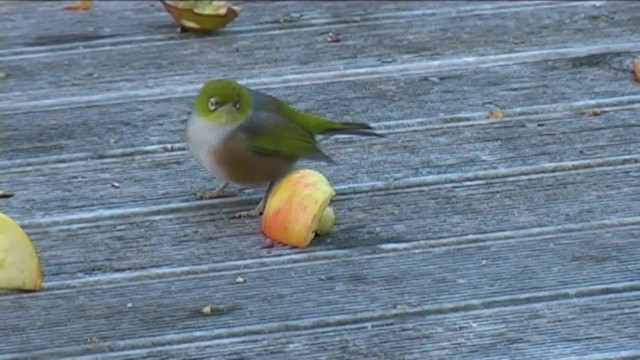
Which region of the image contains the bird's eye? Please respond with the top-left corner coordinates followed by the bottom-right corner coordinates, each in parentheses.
top-left (208, 97), bottom-right (219, 111)
top-left (233, 97), bottom-right (240, 110)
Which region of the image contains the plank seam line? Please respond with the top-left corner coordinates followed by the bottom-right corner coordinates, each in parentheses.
top-left (2, 97), bottom-right (639, 169)
top-left (10, 216), bottom-right (640, 295)
top-left (561, 351), bottom-right (640, 360)
top-left (3, 40), bottom-right (638, 114)
top-left (14, 154), bottom-right (640, 228)
top-left (4, 283), bottom-right (637, 359)
top-left (0, 1), bottom-right (585, 60)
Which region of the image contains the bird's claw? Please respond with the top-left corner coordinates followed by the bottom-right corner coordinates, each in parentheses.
top-left (232, 199), bottom-right (266, 219)
top-left (195, 187), bottom-right (235, 200)
top-left (232, 208), bottom-right (263, 219)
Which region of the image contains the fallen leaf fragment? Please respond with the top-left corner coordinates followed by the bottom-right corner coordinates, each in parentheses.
top-left (377, 84), bottom-right (397, 91)
top-left (64, 0), bottom-right (92, 11)
top-left (262, 238), bottom-right (276, 248)
top-left (582, 108), bottom-right (602, 116)
top-left (279, 12), bottom-right (303, 23)
top-left (487, 108), bottom-right (504, 121)
top-left (160, 1), bottom-right (241, 33)
top-left (326, 32), bottom-right (341, 43)
top-left (631, 58), bottom-right (640, 83)
top-left (200, 304), bottom-right (229, 316)
top-left (261, 169), bottom-right (337, 248)
top-left (0, 191), bottom-right (14, 199)
top-left (201, 305), bottom-right (213, 315)
top-left (0, 212), bottom-right (42, 291)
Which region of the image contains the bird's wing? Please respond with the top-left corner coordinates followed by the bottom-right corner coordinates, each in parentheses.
top-left (234, 110), bottom-right (333, 163)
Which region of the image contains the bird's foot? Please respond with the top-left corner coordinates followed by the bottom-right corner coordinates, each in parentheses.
top-left (195, 183), bottom-right (235, 200)
top-left (233, 198), bottom-right (266, 219)
top-left (231, 181), bottom-right (274, 219)
top-left (232, 206), bottom-right (263, 219)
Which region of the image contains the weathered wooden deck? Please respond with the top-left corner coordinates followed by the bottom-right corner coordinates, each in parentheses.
top-left (2, 1), bottom-right (640, 358)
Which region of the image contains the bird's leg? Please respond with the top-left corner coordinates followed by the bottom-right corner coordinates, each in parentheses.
top-left (233, 181), bottom-right (275, 218)
top-left (195, 182), bottom-right (235, 200)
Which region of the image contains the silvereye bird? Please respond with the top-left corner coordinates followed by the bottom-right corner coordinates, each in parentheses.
top-left (186, 79), bottom-right (383, 218)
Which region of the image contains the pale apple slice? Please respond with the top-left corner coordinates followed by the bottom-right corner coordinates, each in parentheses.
top-left (0, 212), bottom-right (42, 291)
top-left (160, 1), bottom-right (241, 33)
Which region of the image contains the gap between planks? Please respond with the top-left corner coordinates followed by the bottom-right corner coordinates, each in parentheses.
top-left (0, 1), bottom-right (594, 60)
top-left (562, 351), bottom-right (640, 360)
top-left (2, 217), bottom-right (638, 295)
top-left (2, 96), bottom-right (639, 169)
top-left (61, 294), bottom-right (640, 360)
top-left (3, 286), bottom-right (638, 359)
top-left (13, 154), bottom-right (640, 228)
top-left (3, 41), bottom-right (638, 114)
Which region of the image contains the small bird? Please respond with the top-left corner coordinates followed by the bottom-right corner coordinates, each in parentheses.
top-left (186, 79), bottom-right (383, 218)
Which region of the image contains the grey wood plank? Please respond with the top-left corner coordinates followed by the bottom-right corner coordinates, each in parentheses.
top-left (2, 2), bottom-right (637, 111)
top-left (2, 106), bottom-right (638, 222)
top-left (1, 1), bottom-right (525, 50)
top-left (1, 226), bottom-right (639, 356)
top-left (4, 163), bottom-right (640, 283)
top-left (2, 54), bottom-right (639, 162)
top-left (4, 42), bottom-right (639, 117)
top-left (1, 1), bottom-right (639, 358)
top-left (93, 293), bottom-right (640, 360)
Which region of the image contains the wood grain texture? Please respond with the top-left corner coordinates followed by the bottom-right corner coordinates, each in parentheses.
top-left (2, 227), bottom-right (639, 357)
top-left (84, 293), bottom-right (640, 360)
top-left (2, 56), bottom-right (640, 161)
top-left (3, 107), bottom-right (639, 222)
top-left (3, 161), bottom-right (640, 283)
top-left (2, 1), bottom-right (638, 113)
top-left (1, 1), bottom-right (639, 358)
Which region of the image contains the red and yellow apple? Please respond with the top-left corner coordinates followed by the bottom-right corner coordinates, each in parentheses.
top-left (261, 169), bottom-right (337, 248)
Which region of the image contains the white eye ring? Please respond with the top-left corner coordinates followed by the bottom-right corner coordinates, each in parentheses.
top-left (208, 97), bottom-right (219, 111)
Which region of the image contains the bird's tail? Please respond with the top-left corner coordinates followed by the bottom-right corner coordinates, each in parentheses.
top-left (320, 122), bottom-right (384, 137)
